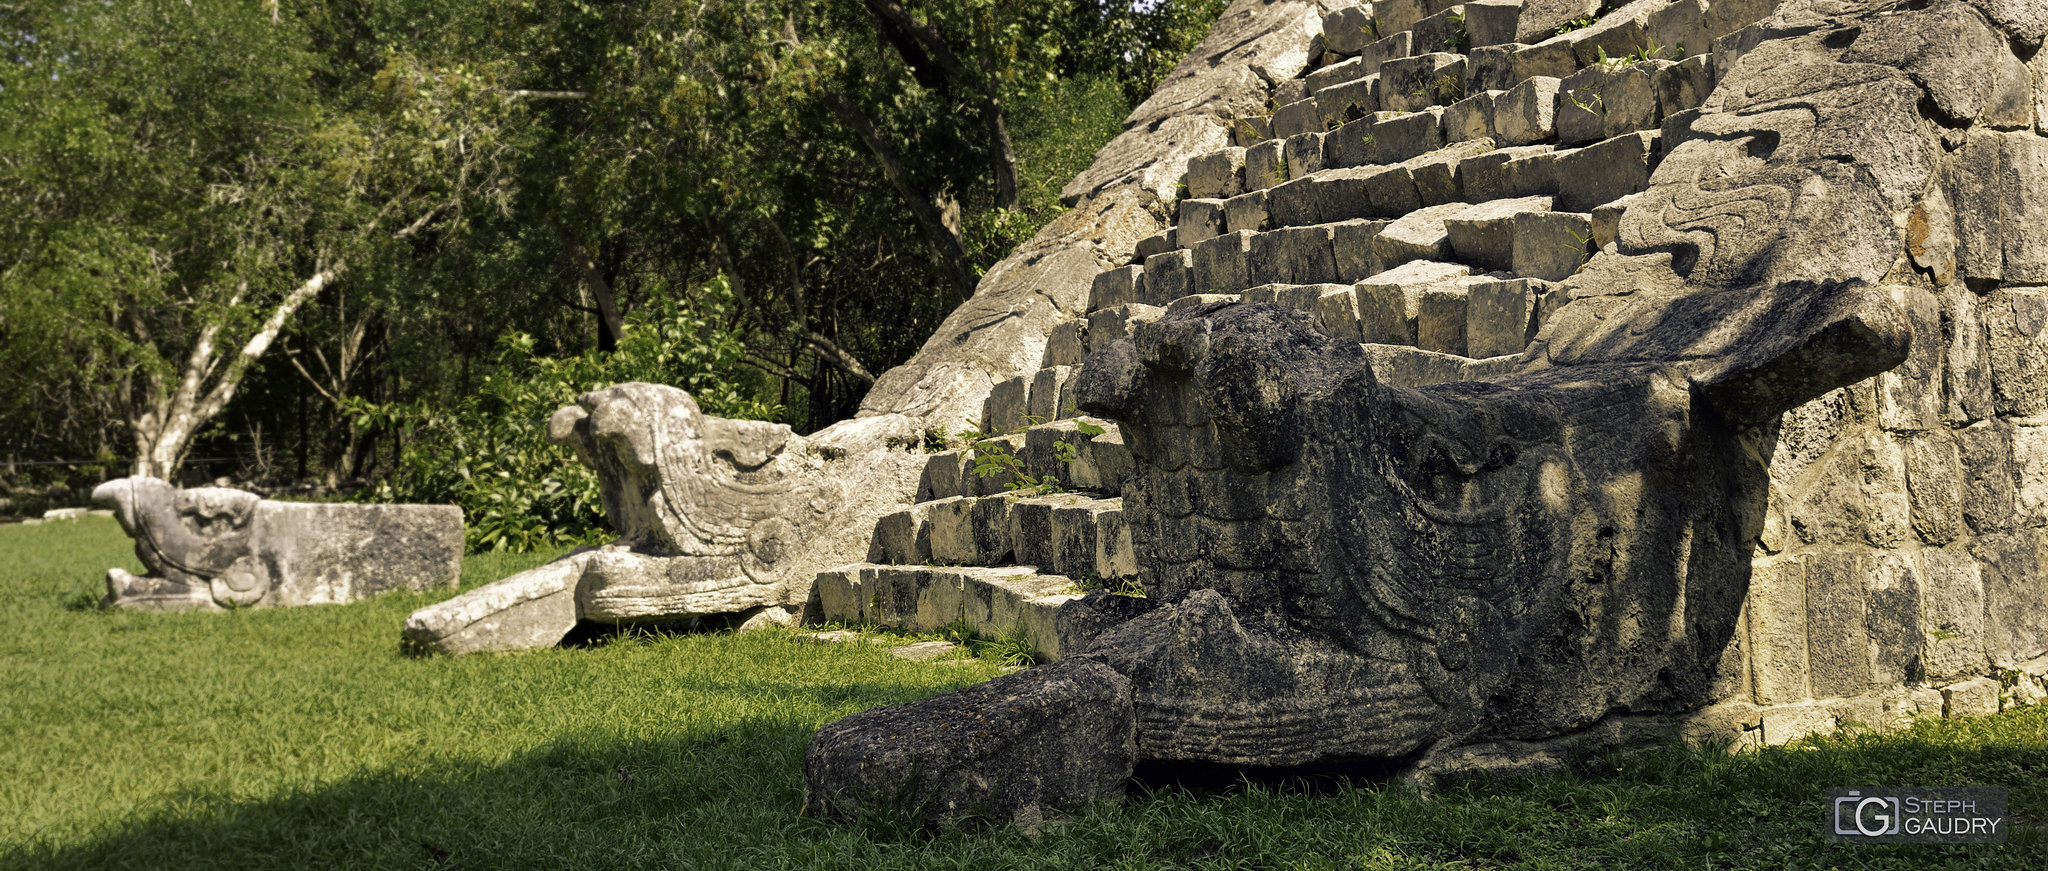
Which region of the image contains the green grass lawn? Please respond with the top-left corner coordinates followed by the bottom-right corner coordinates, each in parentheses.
top-left (2, 517), bottom-right (2044, 869)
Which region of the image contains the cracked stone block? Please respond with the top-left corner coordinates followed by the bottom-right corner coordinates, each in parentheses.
top-left (918, 451), bottom-right (972, 501)
top-left (1467, 1), bottom-right (1522, 47)
top-left (1184, 148), bottom-right (1247, 200)
top-left (1192, 230), bottom-right (1256, 296)
top-left (1042, 319), bottom-right (1090, 368)
top-left (1373, 107), bottom-right (1447, 163)
top-left (1356, 260), bottom-right (1475, 346)
top-left (1052, 498), bottom-right (1136, 581)
top-left (1381, 53), bottom-right (1468, 114)
top-left (983, 375), bottom-right (1030, 434)
top-left (1324, 6), bottom-right (1377, 56)
top-left (1554, 130), bottom-right (1659, 212)
top-left (1494, 76), bottom-right (1561, 145)
top-left (1412, 6), bottom-right (1470, 55)
top-left (1316, 74), bottom-right (1381, 131)
top-left (1465, 277), bottom-right (1544, 358)
top-left (1252, 225), bottom-right (1342, 286)
top-left (1442, 90), bottom-right (1500, 144)
top-left (1177, 197), bottom-right (1228, 247)
top-left (1245, 138), bottom-right (1289, 190)
top-left (1653, 54), bottom-right (1714, 117)
top-left (1415, 286), bottom-right (1472, 356)
top-left (1284, 131), bottom-right (1326, 178)
top-left (929, 496), bottom-right (1014, 566)
top-left (1314, 285), bottom-right (1366, 342)
top-left (1029, 366), bottom-right (1073, 424)
top-left (1375, 201), bottom-right (1477, 268)
top-left (1333, 218), bottom-right (1389, 281)
top-left (868, 503), bottom-right (934, 565)
top-left (1086, 304), bottom-right (1167, 354)
top-left (1088, 265), bottom-right (1143, 313)
top-left (1512, 211), bottom-right (1593, 281)
top-left (1458, 145), bottom-right (1559, 201)
top-left (1589, 191), bottom-right (1644, 250)
top-left (1308, 56), bottom-right (1368, 94)
top-left (1444, 195), bottom-right (1555, 271)
top-left (1141, 249), bottom-right (1194, 306)
top-left (1509, 39), bottom-right (1580, 84)
top-left (1324, 116), bottom-right (1381, 168)
top-left (1943, 677), bottom-right (2002, 718)
top-left (1223, 190), bottom-right (1270, 234)
top-left (1273, 98), bottom-right (1323, 138)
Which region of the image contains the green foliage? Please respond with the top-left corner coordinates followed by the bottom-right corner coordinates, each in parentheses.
top-left (1556, 14), bottom-right (1600, 34)
top-left (361, 276), bottom-right (779, 552)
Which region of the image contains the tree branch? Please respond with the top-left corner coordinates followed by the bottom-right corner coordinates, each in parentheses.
top-left (821, 91), bottom-right (976, 304)
top-left (804, 331), bottom-right (875, 387)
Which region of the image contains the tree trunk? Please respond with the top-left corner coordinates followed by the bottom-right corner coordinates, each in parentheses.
top-left (823, 91), bottom-right (977, 304)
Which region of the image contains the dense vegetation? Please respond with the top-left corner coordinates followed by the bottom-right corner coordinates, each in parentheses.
top-left (3, 518), bottom-right (2044, 869)
top-left (0, 0), bottom-right (1226, 531)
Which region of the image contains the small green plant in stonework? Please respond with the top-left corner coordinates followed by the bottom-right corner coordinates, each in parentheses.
top-left (1365, 17), bottom-right (1381, 40)
top-left (1561, 225), bottom-right (1597, 272)
top-left (957, 426), bottom-right (1056, 495)
top-left (1447, 11), bottom-right (1470, 52)
top-left (1236, 117), bottom-right (1266, 144)
top-left (985, 625), bottom-right (1039, 667)
top-left (1566, 87), bottom-right (1604, 112)
top-left (1555, 14), bottom-right (1597, 35)
top-left (1111, 576), bottom-right (1147, 598)
top-left (1434, 74), bottom-right (1465, 104)
top-left (1625, 39), bottom-right (1671, 64)
top-left (1273, 154), bottom-right (1290, 184)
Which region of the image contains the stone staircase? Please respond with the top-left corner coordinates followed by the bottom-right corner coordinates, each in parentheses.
top-left (812, 0), bottom-right (1780, 661)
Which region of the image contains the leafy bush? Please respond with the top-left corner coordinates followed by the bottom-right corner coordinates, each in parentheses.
top-left (357, 276), bottom-right (779, 552)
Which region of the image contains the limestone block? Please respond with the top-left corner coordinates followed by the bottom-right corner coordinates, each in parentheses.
top-left (1441, 90), bottom-right (1500, 144)
top-left (917, 451), bottom-right (972, 501)
top-left (1283, 131), bottom-right (1326, 178)
top-left (1920, 545), bottom-right (1989, 683)
top-left (1415, 287), bottom-right (1472, 356)
top-left (1901, 433), bottom-right (1964, 547)
top-left (1230, 114), bottom-right (1274, 148)
top-left (1494, 76), bottom-right (1561, 145)
top-left (803, 658), bottom-right (1135, 830)
top-left (1265, 175), bottom-right (1322, 227)
top-left (1133, 230), bottom-right (1174, 264)
top-left (1412, 6), bottom-right (1471, 54)
top-left (1364, 163), bottom-right (1425, 218)
top-left (1087, 428), bottom-right (1134, 495)
top-left (1307, 56), bottom-right (1368, 94)
top-left (1588, 191), bottom-right (1642, 250)
top-left (1971, 531), bottom-right (2048, 665)
top-left (1942, 677), bottom-right (2002, 718)
top-left (1253, 225), bottom-right (1343, 287)
top-left (1464, 44), bottom-right (1520, 93)
top-left (1273, 98), bottom-right (1323, 138)
top-left (1465, 278), bottom-right (1543, 357)
top-left (1964, 0), bottom-right (2048, 50)
top-left (1245, 138), bottom-right (1289, 190)
top-left (1652, 54), bottom-right (1713, 118)
top-left (868, 503), bottom-right (934, 565)
top-left (1087, 265), bottom-right (1143, 313)
top-left (1554, 130), bottom-right (1658, 211)
top-left (1372, 107), bottom-right (1447, 163)
top-left (1803, 551), bottom-right (1879, 700)
top-left (983, 374), bottom-right (1030, 434)
top-left (1052, 498), bottom-right (1136, 581)
top-left (1243, 283), bottom-right (1332, 312)
top-left (1192, 230), bottom-right (1255, 296)
top-left (1313, 285), bottom-right (1367, 342)
top-left (1357, 31), bottom-right (1415, 78)
top-left (402, 554), bottom-right (579, 655)
top-left (1376, 201), bottom-right (1476, 268)
top-left (1444, 194), bottom-right (1555, 271)
top-left (1942, 285), bottom-right (1994, 424)
top-left (929, 496), bottom-right (1013, 566)
top-left (1224, 190), bottom-right (1270, 234)
top-left (1467, 1), bottom-right (1523, 47)
top-left (1141, 249), bottom-right (1194, 306)
top-left (1516, 0), bottom-right (1599, 45)
top-left (1010, 494), bottom-right (1078, 570)
top-left (1324, 6), bottom-right (1377, 56)
top-left (1042, 319), bottom-right (1090, 369)
top-left (1332, 218), bottom-right (1390, 282)
top-left (1376, 0), bottom-right (1432, 35)
top-left (1759, 704), bottom-right (1836, 745)
top-left (1276, 78), bottom-right (1310, 107)
top-left (1949, 131), bottom-right (2048, 283)
top-left (1410, 155), bottom-right (1462, 207)
top-left (2036, 49), bottom-right (2048, 134)
top-left (967, 434), bottom-right (1026, 496)
top-left (1787, 429), bottom-right (1914, 550)
top-left (1361, 343), bottom-right (1481, 385)
top-left (1554, 61), bottom-right (1656, 145)
top-left (1380, 53), bottom-right (1468, 113)
top-left (1177, 197), bottom-right (1227, 247)
top-left (1511, 210), bottom-right (1592, 281)
top-left (1316, 74), bottom-right (1381, 131)
top-left (1324, 116), bottom-right (1381, 168)
top-left (1458, 144), bottom-right (1559, 200)
top-left (2013, 421), bottom-right (2048, 523)
top-left (1553, 83), bottom-right (1603, 146)
top-left (1842, 1), bottom-right (2032, 129)
top-left (1986, 286), bottom-right (2048, 415)
top-left (1746, 556), bottom-right (1810, 706)
top-left (1509, 38), bottom-right (1581, 84)
top-left (1184, 148), bottom-right (1247, 200)
top-left (1028, 367), bottom-right (1072, 424)
top-left (1356, 259), bottom-right (1476, 345)
top-left (1645, 0), bottom-right (1711, 60)
top-left (1875, 285), bottom-right (1942, 432)
top-left (1956, 420), bottom-right (2017, 534)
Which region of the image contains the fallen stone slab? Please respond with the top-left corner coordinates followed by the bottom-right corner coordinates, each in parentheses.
top-left (94, 476), bottom-right (461, 612)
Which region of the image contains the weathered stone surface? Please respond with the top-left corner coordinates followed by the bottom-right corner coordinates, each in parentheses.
top-left (1957, 420), bottom-right (2017, 534)
top-left (1465, 278), bottom-right (1545, 358)
top-left (1510, 38), bottom-right (1581, 84)
top-left (1273, 98), bottom-right (1322, 139)
top-left (1464, 44), bottom-right (1520, 93)
top-left (1042, 319), bottom-right (1091, 369)
top-left (1372, 107), bottom-right (1447, 163)
top-left (1323, 6), bottom-right (1377, 56)
top-left (1415, 286), bottom-right (1473, 355)
top-left (1177, 197), bottom-right (1228, 247)
top-left (1555, 131), bottom-right (1658, 212)
top-left (1223, 189), bottom-right (1270, 234)
top-left (1253, 224), bottom-right (1342, 287)
top-left (1316, 74), bottom-right (1381, 131)
top-left (1184, 148), bottom-right (1247, 200)
top-left (1512, 211), bottom-right (1593, 281)
top-left (1359, 30), bottom-right (1416, 78)
top-left (930, 496), bottom-right (1014, 566)
top-left (1494, 76), bottom-right (1562, 145)
top-left (1459, 145), bottom-right (1560, 201)
top-left (804, 658), bottom-right (1135, 829)
top-left (1087, 303), bottom-right (1168, 351)
top-left (868, 503), bottom-right (934, 565)
top-left (1942, 676), bottom-right (2002, 718)
top-left (1142, 249), bottom-right (1195, 306)
top-left (1192, 230), bottom-right (1256, 296)
top-left (1441, 90), bottom-right (1500, 144)
top-left (1901, 433), bottom-right (1964, 547)
top-left (403, 552), bottom-right (584, 655)
top-left (1088, 265), bottom-right (1143, 313)
top-left (94, 476), bottom-right (461, 613)
top-left (1283, 131), bottom-right (1326, 178)
top-left (1380, 53), bottom-right (1468, 114)
top-left (1920, 545), bottom-right (1989, 683)
top-left (1444, 195), bottom-right (1555, 271)
top-left (1467, 1), bottom-right (1523, 47)
top-left (984, 375), bottom-right (1030, 434)
top-left (1653, 53), bottom-right (1714, 117)
top-left (1517, 0), bottom-right (1601, 45)
top-left (918, 451), bottom-right (971, 502)
top-left (1244, 138), bottom-right (1289, 190)
top-left (1842, 1), bottom-right (2032, 129)
top-left (1332, 218), bottom-right (1389, 281)
top-left (1973, 531), bottom-right (2048, 665)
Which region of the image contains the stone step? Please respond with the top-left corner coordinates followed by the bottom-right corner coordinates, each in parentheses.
top-left (916, 419), bottom-right (1133, 503)
top-left (869, 490), bottom-right (1137, 582)
top-left (810, 563), bottom-right (1150, 662)
top-left (1361, 342), bottom-right (1522, 387)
